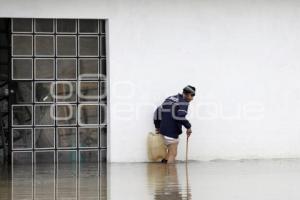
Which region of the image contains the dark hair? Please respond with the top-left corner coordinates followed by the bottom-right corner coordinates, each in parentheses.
top-left (183, 85), bottom-right (196, 96)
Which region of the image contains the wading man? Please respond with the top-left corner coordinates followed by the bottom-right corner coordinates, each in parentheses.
top-left (153, 85), bottom-right (195, 163)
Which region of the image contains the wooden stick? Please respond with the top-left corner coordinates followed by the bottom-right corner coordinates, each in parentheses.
top-left (186, 135), bottom-right (189, 163)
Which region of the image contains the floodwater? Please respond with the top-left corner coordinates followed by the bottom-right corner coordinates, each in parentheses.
top-left (1, 159), bottom-right (300, 199)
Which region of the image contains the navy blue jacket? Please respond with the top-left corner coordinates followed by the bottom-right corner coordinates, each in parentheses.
top-left (153, 93), bottom-right (191, 139)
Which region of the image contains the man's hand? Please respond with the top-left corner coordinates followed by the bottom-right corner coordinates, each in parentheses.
top-left (186, 128), bottom-right (192, 138)
top-left (155, 128), bottom-right (160, 134)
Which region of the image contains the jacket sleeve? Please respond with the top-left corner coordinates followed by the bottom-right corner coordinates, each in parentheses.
top-left (174, 103), bottom-right (191, 129)
top-left (153, 106), bottom-right (161, 129)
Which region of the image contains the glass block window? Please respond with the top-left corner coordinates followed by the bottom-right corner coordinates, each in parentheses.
top-left (10, 18), bottom-right (107, 162)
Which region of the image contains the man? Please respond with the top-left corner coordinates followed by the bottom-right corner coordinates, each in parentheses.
top-left (153, 85), bottom-right (195, 163)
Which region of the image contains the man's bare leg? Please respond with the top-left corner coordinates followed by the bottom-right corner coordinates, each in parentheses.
top-left (167, 143), bottom-right (178, 163)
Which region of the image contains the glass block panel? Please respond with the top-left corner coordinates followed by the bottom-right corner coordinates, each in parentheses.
top-left (15, 81), bottom-right (33, 103)
top-left (12, 58), bottom-right (32, 80)
top-left (56, 81), bottom-right (77, 102)
top-left (35, 59), bottom-right (54, 79)
top-left (79, 59), bottom-right (99, 79)
top-left (56, 19), bottom-right (76, 33)
top-left (99, 58), bottom-right (106, 79)
top-left (100, 104), bottom-right (107, 125)
top-left (79, 127), bottom-right (98, 148)
top-left (35, 35), bottom-right (54, 56)
top-left (79, 19), bottom-right (98, 33)
top-left (12, 105), bottom-right (32, 126)
top-left (56, 36), bottom-right (76, 56)
top-left (12, 18), bottom-right (32, 33)
top-left (56, 59), bottom-right (77, 79)
top-left (34, 105), bottom-right (55, 126)
top-left (79, 104), bottom-right (99, 125)
top-left (56, 104), bottom-right (77, 125)
top-left (57, 127), bottom-right (77, 148)
top-left (12, 128), bottom-right (32, 149)
top-left (35, 19), bottom-right (54, 33)
top-left (12, 35), bottom-right (33, 56)
top-left (79, 150), bottom-right (98, 163)
top-left (79, 36), bottom-right (98, 57)
top-left (100, 35), bottom-right (106, 56)
top-left (100, 126), bottom-right (107, 148)
top-left (35, 128), bottom-right (55, 149)
top-left (79, 81), bottom-right (99, 102)
top-left (35, 82), bottom-right (54, 102)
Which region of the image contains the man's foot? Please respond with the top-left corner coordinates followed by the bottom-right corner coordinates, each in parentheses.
top-left (161, 159), bottom-right (168, 163)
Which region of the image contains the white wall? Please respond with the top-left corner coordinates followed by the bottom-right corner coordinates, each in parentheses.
top-left (1, 0), bottom-right (300, 162)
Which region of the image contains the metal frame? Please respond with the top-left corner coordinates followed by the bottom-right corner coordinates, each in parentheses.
top-left (78, 35), bottom-right (99, 57)
top-left (56, 104), bottom-right (77, 126)
top-left (34, 58), bottom-right (55, 80)
top-left (55, 81), bottom-right (77, 103)
top-left (34, 35), bottom-right (55, 57)
top-left (34, 19), bottom-right (55, 34)
top-left (11, 104), bottom-right (33, 126)
top-left (11, 18), bottom-right (33, 33)
top-left (56, 35), bottom-right (77, 57)
top-left (11, 34), bottom-right (33, 57)
top-left (56, 19), bottom-right (77, 34)
top-left (56, 127), bottom-right (77, 149)
top-left (78, 58), bottom-right (99, 79)
top-left (34, 104), bottom-right (55, 126)
top-left (78, 19), bottom-right (99, 34)
top-left (78, 104), bottom-right (99, 126)
top-left (78, 126), bottom-right (99, 148)
top-left (11, 58), bottom-right (33, 80)
top-left (34, 127), bottom-right (55, 149)
top-left (78, 80), bottom-right (99, 102)
top-left (56, 58), bottom-right (77, 80)
top-left (11, 128), bottom-right (33, 150)
top-left (34, 81), bottom-right (55, 103)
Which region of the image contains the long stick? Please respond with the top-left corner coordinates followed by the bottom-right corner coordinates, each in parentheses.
top-left (186, 135), bottom-right (189, 163)
top-left (185, 135), bottom-right (190, 199)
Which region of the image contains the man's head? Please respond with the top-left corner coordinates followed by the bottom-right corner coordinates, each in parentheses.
top-left (182, 85), bottom-right (196, 102)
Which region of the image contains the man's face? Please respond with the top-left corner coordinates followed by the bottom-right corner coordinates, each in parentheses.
top-left (184, 93), bottom-right (194, 102)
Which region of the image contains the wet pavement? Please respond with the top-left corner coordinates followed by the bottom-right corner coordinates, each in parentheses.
top-left (1, 159), bottom-right (300, 199)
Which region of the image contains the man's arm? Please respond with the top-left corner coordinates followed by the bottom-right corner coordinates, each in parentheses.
top-left (153, 106), bottom-right (161, 132)
top-left (175, 104), bottom-right (192, 137)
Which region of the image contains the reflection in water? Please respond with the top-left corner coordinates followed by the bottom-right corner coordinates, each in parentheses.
top-left (147, 163), bottom-right (191, 200)
top-left (0, 152), bottom-right (107, 200)
top-left (3, 159), bottom-right (300, 199)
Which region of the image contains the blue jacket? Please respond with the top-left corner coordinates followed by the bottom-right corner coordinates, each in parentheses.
top-left (153, 93), bottom-right (191, 139)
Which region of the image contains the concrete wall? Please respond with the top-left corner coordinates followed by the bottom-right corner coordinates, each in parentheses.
top-left (1, 0), bottom-right (300, 162)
